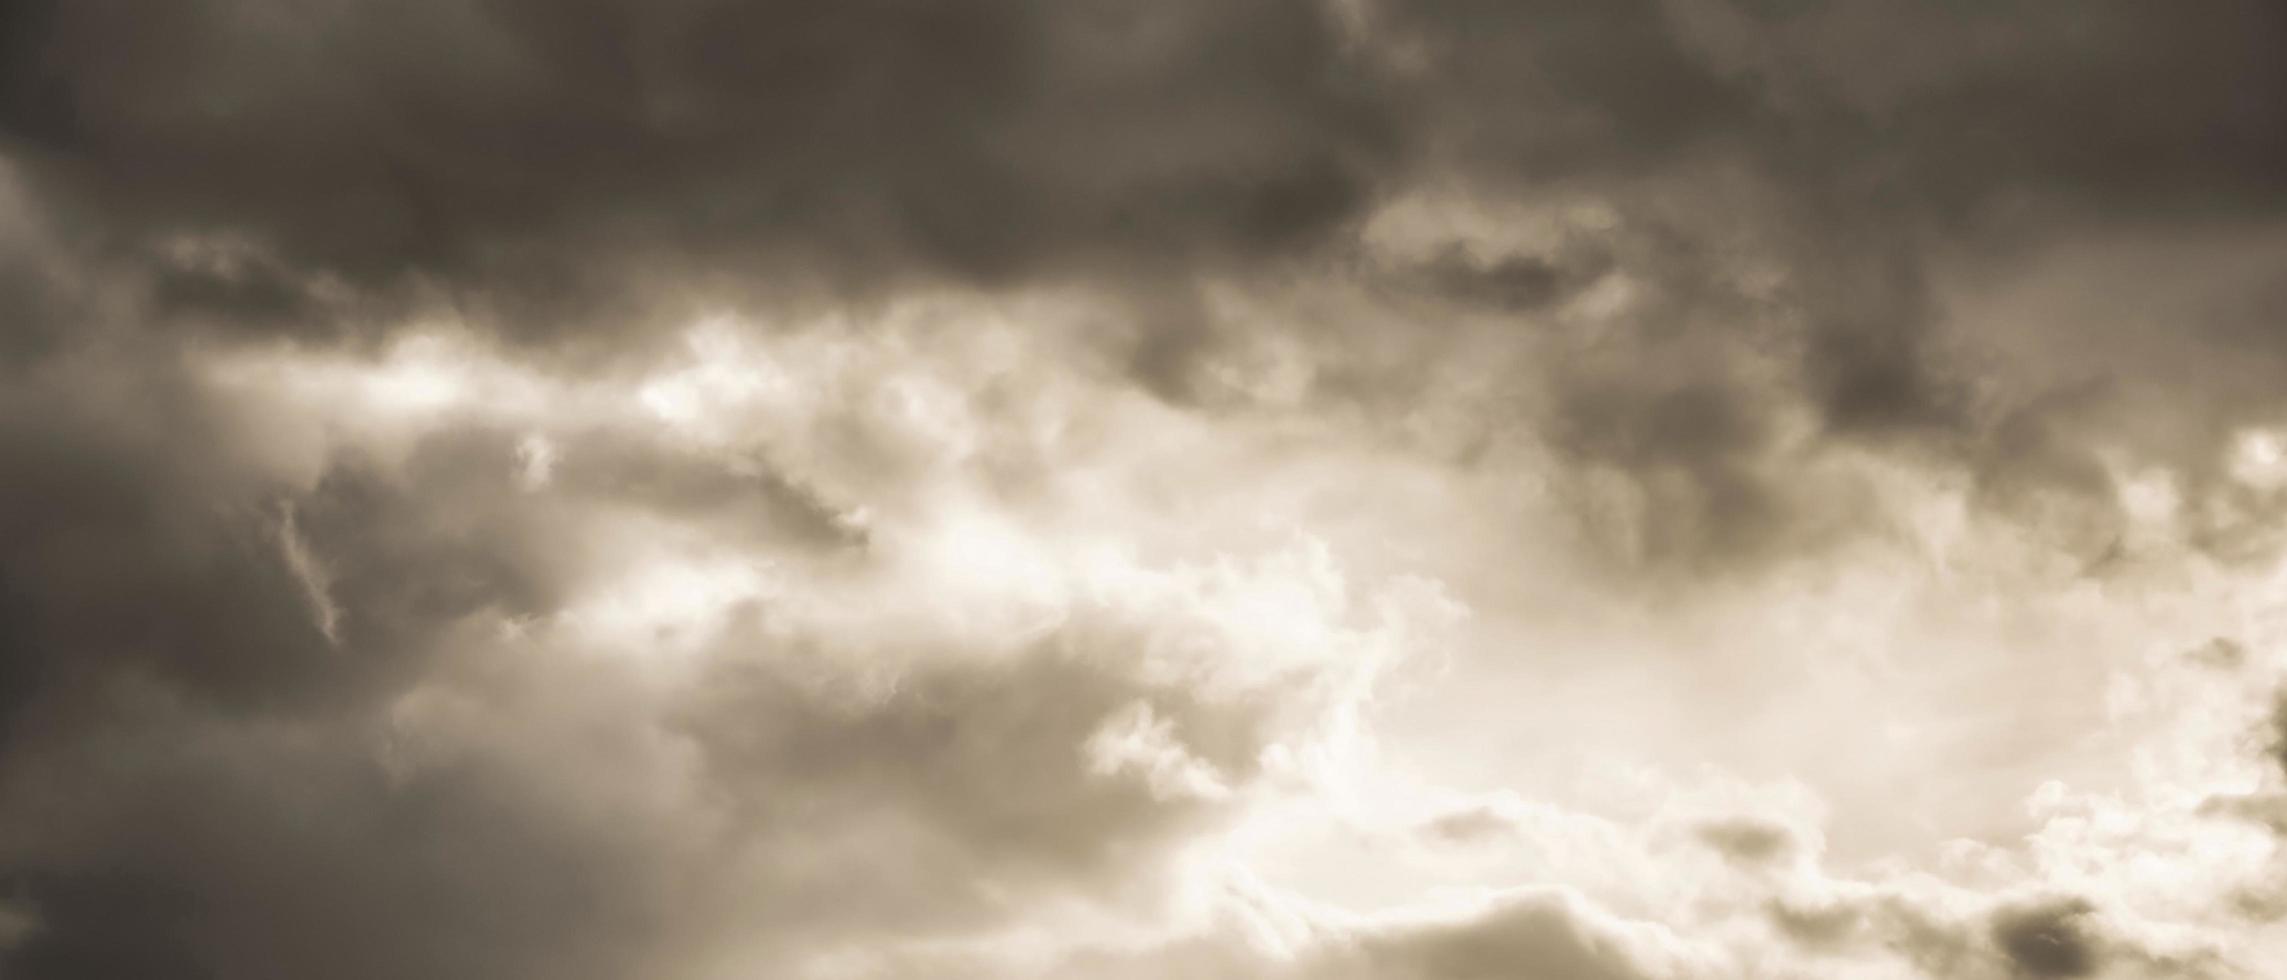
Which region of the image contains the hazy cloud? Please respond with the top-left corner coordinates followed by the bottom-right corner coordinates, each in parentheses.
top-left (3, 2), bottom-right (2285, 977)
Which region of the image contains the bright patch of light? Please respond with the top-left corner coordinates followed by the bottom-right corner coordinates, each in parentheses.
top-left (1087, 701), bottom-right (1233, 802)
top-left (515, 433), bottom-right (557, 490)
top-left (563, 553), bottom-right (773, 659)
top-left (363, 335), bottom-right (470, 414)
top-left (637, 320), bottom-right (781, 442)
top-left (899, 501), bottom-right (1069, 643)
top-left (2229, 427), bottom-right (2287, 491)
top-left (275, 503), bottom-right (341, 645)
top-left (200, 328), bottom-right (567, 441)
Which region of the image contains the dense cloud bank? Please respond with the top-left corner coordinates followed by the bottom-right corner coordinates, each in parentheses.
top-left (3, 2), bottom-right (2285, 977)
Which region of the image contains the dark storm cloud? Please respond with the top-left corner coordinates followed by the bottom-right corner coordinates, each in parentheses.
top-left (0, 343), bottom-right (675, 975)
top-left (2266, 687), bottom-right (2287, 780)
top-left (1, 871), bottom-right (216, 980)
top-left (290, 432), bottom-right (581, 650)
top-left (1989, 897), bottom-right (2100, 979)
top-left (1742, 0), bottom-right (2287, 217)
top-left (1349, 890), bottom-right (1673, 980)
top-left (1373, 244), bottom-right (1613, 315)
top-left (0, 716), bottom-right (670, 980)
top-left (1379, 0), bottom-right (1753, 183)
top-left (1937, 230), bottom-right (2287, 568)
top-left (0, 357), bottom-right (330, 732)
top-left (5, 0), bottom-right (2277, 480)
top-left (1692, 815), bottom-right (1795, 865)
top-left (0, 0), bottom-right (1397, 337)
top-left (1763, 884), bottom-right (2230, 980)
top-left (1702, 0), bottom-right (2287, 509)
top-left (1764, 896), bottom-right (1860, 949)
top-left (1320, 0), bottom-right (2287, 570)
top-left (0, 367), bottom-right (587, 742)
top-left (2, 2), bottom-right (2286, 976)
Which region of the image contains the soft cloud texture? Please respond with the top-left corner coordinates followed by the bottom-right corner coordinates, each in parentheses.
top-left (3, 2), bottom-right (2285, 978)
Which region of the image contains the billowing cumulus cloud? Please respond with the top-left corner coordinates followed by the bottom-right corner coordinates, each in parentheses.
top-left (3, 2), bottom-right (2286, 978)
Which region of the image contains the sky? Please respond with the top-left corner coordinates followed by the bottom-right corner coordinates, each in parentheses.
top-left (2, 2), bottom-right (2286, 978)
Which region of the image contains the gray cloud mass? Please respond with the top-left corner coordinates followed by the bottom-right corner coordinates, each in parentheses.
top-left (2, 2), bottom-right (2285, 978)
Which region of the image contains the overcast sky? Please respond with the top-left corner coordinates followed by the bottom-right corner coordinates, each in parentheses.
top-left (3, 2), bottom-right (2286, 978)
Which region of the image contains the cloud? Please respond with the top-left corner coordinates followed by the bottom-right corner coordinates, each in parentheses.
top-left (0, 310), bottom-right (1453, 977)
top-left (0, 0), bottom-right (1399, 338)
top-left (4, 3), bottom-right (2287, 978)
top-left (1335, 888), bottom-right (1703, 980)
top-left (1693, 816), bottom-right (1799, 867)
top-left (6, 2), bottom-right (2279, 575)
top-left (1989, 897), bottom-right (2099, 979)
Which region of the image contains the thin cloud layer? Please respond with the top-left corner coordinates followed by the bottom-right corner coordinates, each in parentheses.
top-left (3, 2), bottom-right (2286, 978)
